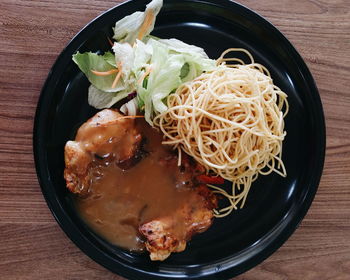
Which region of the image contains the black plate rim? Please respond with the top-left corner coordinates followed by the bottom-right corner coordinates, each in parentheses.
top-left (33, 0), bottom-right (326, 279)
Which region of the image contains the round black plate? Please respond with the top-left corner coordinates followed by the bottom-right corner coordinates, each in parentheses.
top-left (33, 0), bottom-right (325, 279)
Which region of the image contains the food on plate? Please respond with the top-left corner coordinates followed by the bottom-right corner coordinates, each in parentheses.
top-left (72, 0), bottom-right (216, 124)
top-left (64, 0), bottom-right (288, 260)
top-left (154, 48), bottom-right (288, 216)
top-left (140, 184), bottom-right (217, 260)
top-left (64, 109), bottom-right (142, 195)
top-left (67, 111), bottom-right (217, 260)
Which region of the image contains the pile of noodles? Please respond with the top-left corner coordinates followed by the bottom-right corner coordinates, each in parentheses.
top-left (153, 48), bottom-right (289, 217)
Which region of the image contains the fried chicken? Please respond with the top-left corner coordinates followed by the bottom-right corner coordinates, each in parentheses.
top-left (65, 110), bottom-right (219, 261)
top-left (64, 109), bottom-right (141, 195)
top-left (139, 184), bottom-right (217, 261)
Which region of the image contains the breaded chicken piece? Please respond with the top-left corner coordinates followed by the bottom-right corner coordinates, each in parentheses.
top-left (64, 109), bottom-right (141, 195)
top-left (139, 185), bottom-right (217, 261)
top-left (64, 141), bottom-right (91, 194)
top-left (139, 220), bottom-right (187, 261)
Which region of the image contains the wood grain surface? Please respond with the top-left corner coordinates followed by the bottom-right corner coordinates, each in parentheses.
top-left (0, 0), bottom-right (349, 279)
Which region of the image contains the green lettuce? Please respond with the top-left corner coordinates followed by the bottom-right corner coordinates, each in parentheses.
top-left (113, 0), bottom-right (163, 44)
top-left (157, 38), bottom-right (216, 82)
top-left (72, 52), bottom-right (125, 92)
top-left (72, 0), bottom-right (217, 117)
top-left (73, 51), bottom-right (135, 109)
top-left (88, 85), bottom-right (130, 109)
top-left (103, 52), bottom-right (117, 67)
top-left (133, 38), bottom-right (216, 124)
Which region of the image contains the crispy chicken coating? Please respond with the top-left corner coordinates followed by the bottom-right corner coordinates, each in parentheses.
top-left (139, 185), bottom-right (217, 261)
top-left (64, 109), bottom-right (141, 195)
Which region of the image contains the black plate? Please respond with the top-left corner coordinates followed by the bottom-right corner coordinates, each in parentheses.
top-left (33, 0), bottom-right (325, 279)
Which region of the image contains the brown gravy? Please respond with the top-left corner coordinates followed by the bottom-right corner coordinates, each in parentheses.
top-left (74, 119), bottom-right (200, 251)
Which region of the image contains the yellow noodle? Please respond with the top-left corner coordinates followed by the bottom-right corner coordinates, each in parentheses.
top-left (153, 49), bottom-right (288, 217)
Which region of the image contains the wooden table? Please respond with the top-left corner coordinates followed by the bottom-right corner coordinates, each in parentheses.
top-left (1, 0), bottom-right (349, 279)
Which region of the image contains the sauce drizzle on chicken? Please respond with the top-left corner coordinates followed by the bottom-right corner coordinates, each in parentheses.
top-left (64, 109), bottom-right (217, 260)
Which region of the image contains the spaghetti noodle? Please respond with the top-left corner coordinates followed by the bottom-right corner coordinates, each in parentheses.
top-left (153, 48), bottom-right (289, 217)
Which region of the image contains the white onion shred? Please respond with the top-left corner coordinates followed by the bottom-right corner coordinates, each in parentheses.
top-left (120, 97), bottom-right (138, 116)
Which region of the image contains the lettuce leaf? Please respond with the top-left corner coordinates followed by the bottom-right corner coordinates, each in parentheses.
top-left (103, 52), bottom-right (117, 67)
top-left (88, 85), bottom-right (130, 109)
top-left (133, 38), bottom-right (216, 124)
top-left (73, 0), bottom-right (217, 119)
top-left (112, 42), bottom-right (136, 86)
top-left (157, 38), bottom-right (209, 58)
top-left (72, 52), bottom-right (125, 92)
top-left (157, 38), bottom-right (216, 82)
top-left (73, 51), bottom-right (135, 109)
top-left (113, 0), bottom-right (163, 44)
top-left (135, 39), bottom-right (183, 123)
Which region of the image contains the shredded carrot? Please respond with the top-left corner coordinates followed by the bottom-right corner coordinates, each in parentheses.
top-left (137, 66), bottom-right (152, 85)
top-left (137, 10), bottom-right (154, 40)
top-left (91, 69), bottom-right (118, 76)
top-left (117, 115), bottom-right (144, 120)
top-left (107, 36), bottom-right (114, 47)
top-left (111, 62), bottom-right (123, 88)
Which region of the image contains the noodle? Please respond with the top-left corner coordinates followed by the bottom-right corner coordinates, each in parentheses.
top-left (153, 48), bottom-right (289, 217)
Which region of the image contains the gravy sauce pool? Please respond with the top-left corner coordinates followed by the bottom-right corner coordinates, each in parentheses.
top-left (74, 119), bottom-right (195, 251)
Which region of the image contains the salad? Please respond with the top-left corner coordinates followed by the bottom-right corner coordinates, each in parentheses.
top-left (73, 0), bottom-right (216, 124)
